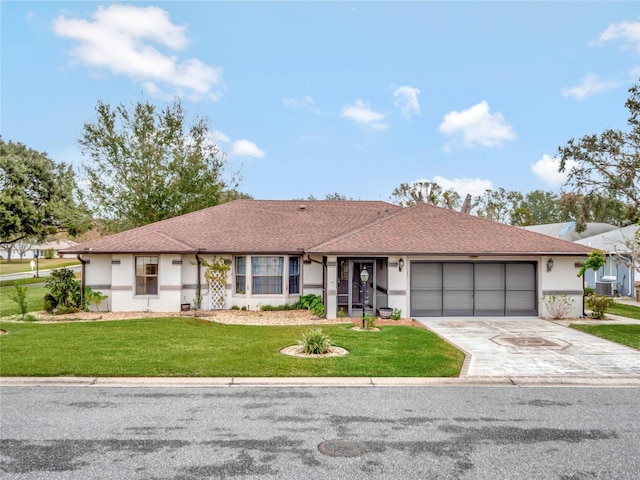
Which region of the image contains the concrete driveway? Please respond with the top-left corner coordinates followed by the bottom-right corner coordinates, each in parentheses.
top-left (417, 317), bottom-right (640, 379)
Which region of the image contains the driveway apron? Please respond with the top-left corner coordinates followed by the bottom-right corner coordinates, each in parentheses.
top-left (416, 318), bottom-right (640, 378)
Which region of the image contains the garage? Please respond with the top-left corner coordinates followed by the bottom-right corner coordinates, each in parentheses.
top-left (410, 262), bottom-right (537, 317)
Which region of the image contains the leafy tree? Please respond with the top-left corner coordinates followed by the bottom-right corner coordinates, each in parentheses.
top-left (512, 190), bottom-right (562, 226)
top-left (577, 250), bottom-right (606, 278)
top-left (390, 180), bottom-right (477, 212)
top-left (324, 193), bottom-right (350, 200)
top-left (8, 282), bottom-right (29, 320)
top-left (79, 98), bottom-right (244, 232)
top-left (0, 139), bottom-right (90, 254)
top-left (558, 81), bottom-right (640, 231)
top-left (558, 192), bottom-right (637, 228)
top-left (475, 188), bottom-right (523, 224)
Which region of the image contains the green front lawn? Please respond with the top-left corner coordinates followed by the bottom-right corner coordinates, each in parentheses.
top-left (607, 302), bottom-right (640, 320)
top-left (571, 324), bottom-right (640, 350)
top-left (0, 318), bottom-right (464, 377)
top-left (0, 285), bottom-right (46, 316)
top-left (0, 258), bottom-right (79, 275)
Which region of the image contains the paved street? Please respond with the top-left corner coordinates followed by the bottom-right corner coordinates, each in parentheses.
top-left (1, 385), bottom-right (639, 479)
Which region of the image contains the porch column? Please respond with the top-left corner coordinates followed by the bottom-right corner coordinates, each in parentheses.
top-left (326, 256), bottom-right (338, 319)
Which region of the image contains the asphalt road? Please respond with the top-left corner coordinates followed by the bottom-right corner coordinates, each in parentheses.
top-left (1, 386), bottom-right (638, 479)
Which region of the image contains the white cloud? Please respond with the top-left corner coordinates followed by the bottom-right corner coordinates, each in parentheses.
top-left (438, 101), bottom-right (516, 147)
top-left (393, 85), bottom-right (421, 119)
top-left (208, 131), bottom-right (264, 159)
top-left (341, 99), bottom-right (389, 130)
top-left (431, 176), bottom-right (493, 196)
top-left (561, 73), bottom-right (618, 99)
top-left (597, 18), bottom-right (640, 52)
top-left (53, 5), bottom-right (222, 100)
top-left (531, 154), bottom-right (577, 186)
top-left (211, 130), bottom-right (231, 144)
top-left (232, 139), bottom-right (265, 159)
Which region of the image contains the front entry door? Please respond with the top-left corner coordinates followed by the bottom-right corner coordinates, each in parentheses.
top-left (348, 260), bottom-right (375, 317)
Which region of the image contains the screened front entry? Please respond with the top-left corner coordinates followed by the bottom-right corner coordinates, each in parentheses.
top-left (410, 262), bottom-right (537, 317)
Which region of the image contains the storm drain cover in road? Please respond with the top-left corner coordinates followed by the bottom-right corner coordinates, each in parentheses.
top-left (318, 439), bottom-right (365, 457)
top-left (491, 335), bottom-right (570, 349)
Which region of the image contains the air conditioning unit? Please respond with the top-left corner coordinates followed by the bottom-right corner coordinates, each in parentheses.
top-left (595, 281), bottom-right (614, 296)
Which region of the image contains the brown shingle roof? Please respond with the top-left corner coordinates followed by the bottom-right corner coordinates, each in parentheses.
top-left (308, 203), bottom-right (594, 256)
top-left (63, 200), bottom-right (592, 256)
top-left (64, 200), bottom-right (400, 254)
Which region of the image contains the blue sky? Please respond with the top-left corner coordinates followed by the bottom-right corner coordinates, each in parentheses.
top-left (2, 1), bottom-right (639, 202)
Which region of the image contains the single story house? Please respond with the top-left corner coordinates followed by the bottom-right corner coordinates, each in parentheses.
top-left (61, 200), bottom-right (593, 319)
top-left (575, 224), bottom-right (639, 297)
top-left (525, 222), bottom-right (638, 298)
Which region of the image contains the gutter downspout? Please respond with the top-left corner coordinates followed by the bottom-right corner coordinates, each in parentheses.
top-left (77, 254), bottom-right (87, 308)
top-left (195, 251), bottom-right (202, 310)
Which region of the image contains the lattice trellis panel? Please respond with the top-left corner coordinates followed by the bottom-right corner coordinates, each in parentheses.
top-left (207, 270), bottom-right (227, 310)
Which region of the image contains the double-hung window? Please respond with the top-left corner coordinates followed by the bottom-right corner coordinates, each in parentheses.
top-left (289, 257), bottom-right (300, 294)
top-left (135, 256), bottom-right (158, 295)
top-left (235, 257), bottom-right (246, 294)
top-left (252, 256), bottom-right (283, 294)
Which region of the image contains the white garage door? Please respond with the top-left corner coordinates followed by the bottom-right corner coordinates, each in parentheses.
top-left (410, 262), bottom-right (537, 317)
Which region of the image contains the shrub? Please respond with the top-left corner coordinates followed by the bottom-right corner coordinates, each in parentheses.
top-left (44, 293), bottom-right (58, 313)
top-left (365, 314), bottom-right (376, 329)
top-left (297, 327), bottom-right (333, 354)
top-left (8, 282), bottom-right (28, 320)
top-left (391, 308), bottom-right (402, 320)
top-left (84, 286), bottom-right (109, 312)
top-left (337, 309), bottom-right (347, 318)
top-left (296, 294), bottom-right (325, 317)
top-left (45, 268), bottom-right (81, 309)
top-left (543, 294), bottom-right (575, 319)
top-left (23, 314), bottom-right (37, 322)
top-left (231, 305), bottom-right (240, 310)
top-left (44, 248), bottom-right (55, 259)
top-left (584, 287), bottom-right (595, 297)
top-left (588, 294), bottom-right (614, 319)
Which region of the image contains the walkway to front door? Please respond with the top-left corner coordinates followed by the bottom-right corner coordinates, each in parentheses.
top-left (416, 318), bottom-right (640, 378)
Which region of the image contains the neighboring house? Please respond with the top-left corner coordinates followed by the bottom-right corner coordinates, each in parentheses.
top-left (61, 200), bottom-right (593, 318)
top-left (575, 225), bottom-right (639, 297)
top-left (524, 222), bottom-right (618, 242)
top-left (525, 222), bottom-right (639, 298)
top-left (22, 240), bottom-right (78, 259)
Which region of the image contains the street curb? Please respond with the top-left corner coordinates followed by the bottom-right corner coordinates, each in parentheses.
top-left (1, 376), bottom-right (639, 387)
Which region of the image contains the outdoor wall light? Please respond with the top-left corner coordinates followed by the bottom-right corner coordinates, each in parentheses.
top-left (398, 258), bottom-right (405, 272)
top-left (547, 258), bottom-right (554, 272)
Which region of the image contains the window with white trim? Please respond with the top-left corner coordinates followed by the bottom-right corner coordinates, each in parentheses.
top-left (135, 256), bottom-right (158, 295)
top-left (235, 256), bottom-right (246, 294)
top-left (252, 256), bottom-right (284, 294)
top-left (289, 257), bottom-right (300, 294)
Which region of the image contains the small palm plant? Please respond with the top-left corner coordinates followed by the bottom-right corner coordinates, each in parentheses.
top-left (298, 328), bottom-right (333, 354)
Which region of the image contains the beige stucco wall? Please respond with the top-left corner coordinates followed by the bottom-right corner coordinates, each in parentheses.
top-left (539, 255), bottom-right (585, 319)
top-left (82, 252), bottom-right (585, 319)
